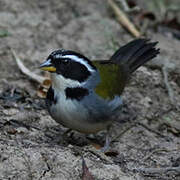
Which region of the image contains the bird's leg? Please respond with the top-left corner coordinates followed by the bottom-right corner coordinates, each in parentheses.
top-left (100, 126), bottom-right (111, 153)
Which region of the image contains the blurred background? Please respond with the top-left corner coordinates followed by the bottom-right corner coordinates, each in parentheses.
top-left (0, 0), bottom-right (180, 180)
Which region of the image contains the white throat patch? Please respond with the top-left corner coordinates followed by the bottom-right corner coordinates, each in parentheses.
top-left (51, 73), bottom-right (82, 91)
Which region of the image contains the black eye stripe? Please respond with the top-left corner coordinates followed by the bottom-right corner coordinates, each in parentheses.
top-left (52, 58), bottom-right (69, 66)
top-left (55, 60), bottom-right (91, 82)
top-left (61, 58), bottom-right (69, 64)
top-left (48, 50), bottom-right (96, 82)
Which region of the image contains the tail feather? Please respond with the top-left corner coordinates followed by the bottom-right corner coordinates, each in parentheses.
top-left (129, 42), bottom-right (159, 73)
top-left (110, 39), bottom-right (160, 74)
top-left (130, 48), bottom-right (159, 73)
top-left (110, 39), bottom-right (148, 63)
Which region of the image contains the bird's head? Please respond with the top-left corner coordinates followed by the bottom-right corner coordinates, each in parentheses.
top-left (40, 49), bottom-right (98, 90)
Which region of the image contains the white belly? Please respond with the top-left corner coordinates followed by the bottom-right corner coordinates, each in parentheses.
top-left (49, 92), bottom-right (111, 134)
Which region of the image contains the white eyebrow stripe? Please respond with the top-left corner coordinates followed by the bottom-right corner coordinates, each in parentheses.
top-left (62, 55), bottom-right (95, 72)
top-left (55, 54), bottom-right (61, 59)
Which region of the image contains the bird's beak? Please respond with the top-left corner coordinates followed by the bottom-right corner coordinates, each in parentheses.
top-left (39, 59), bottom-right (56, 72)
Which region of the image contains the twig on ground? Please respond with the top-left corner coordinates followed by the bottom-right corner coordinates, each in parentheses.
top-left (108, 0), bottom-right (141, 37)
top-left (162, 66), bottom-right (175, 105)
top-left (82, 156), bottom-right (94, 180)
top-left (85, 146), bottom-right (113, 163)
top-left (134, 166), bottom-right (180, 175)
top-left (11, 48), bottom-right (46, 84)
top-left (142, 148), bottom-right (169, 161)
top-left (112, 124), bottom-right (135, 142)
top-left (137, 122), bottom-right (167, 139)
top-left (162, 117), bottom-right (180, 135)
top-left (8, 119), bottom-right (41, 130)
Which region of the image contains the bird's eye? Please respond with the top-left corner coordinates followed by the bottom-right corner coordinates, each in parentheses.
top-left (61, 59), bottom-right (69, 65)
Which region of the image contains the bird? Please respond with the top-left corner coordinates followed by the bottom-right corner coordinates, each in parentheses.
top-left (40, 39), bottom-right (160, 152)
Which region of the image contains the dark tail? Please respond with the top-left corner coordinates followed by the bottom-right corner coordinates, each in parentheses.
top-left (110, 39), bottom-right (160, 73)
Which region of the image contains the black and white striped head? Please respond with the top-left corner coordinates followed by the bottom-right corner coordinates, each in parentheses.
top-left (40, 49), bottom-right (97, 86)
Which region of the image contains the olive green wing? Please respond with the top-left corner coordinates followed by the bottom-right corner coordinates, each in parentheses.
top-left (93, 61), bottom-right (128, 100)
top-left (92, 39), bottom-right (159, 100)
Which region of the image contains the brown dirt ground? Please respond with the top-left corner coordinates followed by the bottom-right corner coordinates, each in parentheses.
top-left (0, 0), bottom-right (180, 180)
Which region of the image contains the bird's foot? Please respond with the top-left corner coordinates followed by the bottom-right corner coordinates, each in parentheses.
top-left (100, 133), bottom-right (111, 153)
